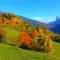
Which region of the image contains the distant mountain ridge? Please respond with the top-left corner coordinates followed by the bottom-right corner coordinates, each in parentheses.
top-left (21, 16), bottom-right (47, 26)
top-left (22, 16), bottom-right (60, 34)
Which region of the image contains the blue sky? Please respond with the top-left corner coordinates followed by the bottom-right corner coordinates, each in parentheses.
top-left (0, 0), bottom-right (60, 23)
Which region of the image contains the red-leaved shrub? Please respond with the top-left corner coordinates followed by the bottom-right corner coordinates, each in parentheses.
top-left (0, 28), bottom-right (5, 35)
top-left (19, 32), bottom-right (32, 49)
top-left (31, 31), bottom-right (37, 38)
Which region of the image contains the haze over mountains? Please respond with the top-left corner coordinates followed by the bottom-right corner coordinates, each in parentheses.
top-left (22, 16), bottom-right (47, 26)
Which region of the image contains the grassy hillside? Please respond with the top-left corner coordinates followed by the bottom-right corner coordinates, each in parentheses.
top-left (0, 24), bottom-right (20, 45)
top-left (0, 43), bottom-right (59, 60)
top-left (0, 44), bottom-right (47, 60)
top-left (3, 26), bottom-right (20, 41)
top-left (0, 13), bottom-right (60, 60)
top-left (53, 42), bottom-right (60, 57)
top-left (0, 25), bottom-right (59, 60)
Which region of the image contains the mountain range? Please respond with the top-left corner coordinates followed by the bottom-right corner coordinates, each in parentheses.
top-left (22, 16), bottom-right (60, 34)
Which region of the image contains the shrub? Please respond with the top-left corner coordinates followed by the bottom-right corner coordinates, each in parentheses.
top-left (30, 31), bottom-right (38, 38)
top-left (19, 32), bottom-right (32, 49)
top-left (36, 34), bottom-right (53, 52)
top-left (53, 35), bottom-right (60, 43)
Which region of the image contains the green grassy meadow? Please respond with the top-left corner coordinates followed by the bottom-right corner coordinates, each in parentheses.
top-left (0, 43), bottom-right (59, 60)
top-left (0, 24), bottom-right (60, 60)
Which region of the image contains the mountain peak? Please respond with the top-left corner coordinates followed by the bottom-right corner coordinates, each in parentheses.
top-left (56, 16), bottom-right (60, 21)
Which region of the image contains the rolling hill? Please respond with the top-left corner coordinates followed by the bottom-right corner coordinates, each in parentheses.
top-left (0, 42), bottom-right (59, 60)
top-left (0, 12), bottom-right (60, 60)
top-left (0, 22), bottom-right (59, 60)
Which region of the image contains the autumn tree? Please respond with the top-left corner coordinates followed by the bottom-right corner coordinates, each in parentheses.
top-left (35, 26), bottom-right (53, 52)
top-left (18, 32), bottom-right (32, 49)
top-left (30, 30), bottom-right (38, 50)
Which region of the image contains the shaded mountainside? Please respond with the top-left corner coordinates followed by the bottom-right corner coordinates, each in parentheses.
top-left (51, 24), bottom-right (60, 34)
top-left (48, 16), bottom-right (60, 34)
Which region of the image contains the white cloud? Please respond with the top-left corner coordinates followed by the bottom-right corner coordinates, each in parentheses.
top-left (31, 17), bottom-right (53, 24)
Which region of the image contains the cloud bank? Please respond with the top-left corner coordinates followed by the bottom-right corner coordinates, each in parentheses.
top-left (31, 17), bottom-right (53, 24)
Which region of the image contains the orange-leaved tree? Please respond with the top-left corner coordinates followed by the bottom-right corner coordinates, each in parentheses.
top-left (19, 32), bottom-right (32, 49)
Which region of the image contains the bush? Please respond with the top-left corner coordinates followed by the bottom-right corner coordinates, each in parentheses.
top-left (53, 35), bottom-right (60, 43)
top-left (18, 32), bottom-right (32, 49)
top-left (36, 34), bottom-right (53, 52)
